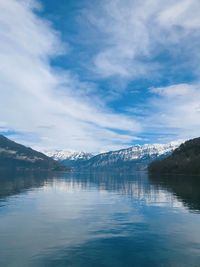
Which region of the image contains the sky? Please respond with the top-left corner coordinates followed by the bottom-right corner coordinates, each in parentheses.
top-left (0, 0), bottom-right (200, 152)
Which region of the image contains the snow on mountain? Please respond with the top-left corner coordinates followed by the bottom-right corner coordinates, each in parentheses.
top-left (109, 141), bottom-right (183, 161)
top-left (43, 150), bottom-right (94, 161)
top-left (43, 140), bottom-right (184, 169)
top-left (83, 140), bottom-right (184, 169)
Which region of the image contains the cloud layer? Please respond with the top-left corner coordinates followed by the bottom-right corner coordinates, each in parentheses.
top-left (0, 0), bottom-right (141, 152)
top-left (83, 0), bottom-right (200, 142)
top-left (86, 0), bottom-right (200, 80)
top-left (1, 0), bottom-right (200, 151)
top-left (149, 84), bottom-right (200, 140)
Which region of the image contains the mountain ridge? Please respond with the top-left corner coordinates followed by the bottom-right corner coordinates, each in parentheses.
top-left (43, 150), bottom-right (94, 161)
top-left (0, 135), bottom-right (66, 171)
top-left (44, 140), bottom-right (183, 170)
top-left (149, 137), bottom-right (200, 174)
top-left (80, 141), bottom-right (183, 170)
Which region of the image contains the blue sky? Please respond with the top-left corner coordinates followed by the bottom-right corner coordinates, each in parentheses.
top-left (1, 0), bottom-right (200, 152)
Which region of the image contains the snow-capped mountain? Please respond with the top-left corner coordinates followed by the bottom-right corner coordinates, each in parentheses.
top-left (80, 141), bottom-right (183, 170)
top-left (43, 150), bottom-right (94, 161)
top-left (43, 140), bottom-right (184, 170)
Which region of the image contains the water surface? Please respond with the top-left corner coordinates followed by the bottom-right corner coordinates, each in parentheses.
top-left (0, 170), bottom-right (200, 267)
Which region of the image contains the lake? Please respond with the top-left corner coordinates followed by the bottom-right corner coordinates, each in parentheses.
top-left (0, 170), bottom-right (200, 267)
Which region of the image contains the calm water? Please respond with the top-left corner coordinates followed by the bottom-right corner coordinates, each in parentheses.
top-left (0, 170), bottom-right (200, 267)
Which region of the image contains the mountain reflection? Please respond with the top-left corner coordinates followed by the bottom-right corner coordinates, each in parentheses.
top-left (57, 171), bottom-right (182, 208)
top-left (0, 170), bottom-right (52, 201)
top-left (149, 173), bottom-right (200, 212)
top-left (1, 169), bottom-right (200, 267)
top-left (0, 169), bottom-right (199, 212)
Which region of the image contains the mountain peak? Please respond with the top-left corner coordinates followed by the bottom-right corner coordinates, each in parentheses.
top-left (44, 140), bottom-right (184, 170)
top-left (43, 150), bottom-right (94, 161)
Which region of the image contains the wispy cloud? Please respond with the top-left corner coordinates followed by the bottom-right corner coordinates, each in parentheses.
top-left (84, 0), bottom-right (200, 81)
top-left (1, 0), bottom-right (200, 151)
top-left (0, 0), bottom-right (141, 152)
top-left (81, 0), bottom-right (200, 142)
top-left (147, 83), bottom-right (200, 141)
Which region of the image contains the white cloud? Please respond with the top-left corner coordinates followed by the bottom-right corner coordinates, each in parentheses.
top-left (148, 83), bottom-right (200, 140)
top-left (150, 84), bottom-right (196, 97)
top-left (158, 0), bottom-right (200, 29)
top-left (84, 0), bottom-right (200, 79)
top-left (0, 0), bottom-right (141, 152)
top-left (1, 0), bottom-right (200, 152)
top-left (80, 0), bottom-right (200, 142)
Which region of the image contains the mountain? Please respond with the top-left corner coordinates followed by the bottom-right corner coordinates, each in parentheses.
top-left (43, 150), bottom-right (94, 161)
top-left (80, 142), bottom-right (182, 170)
top-left (44, 141), bottom-right (181, 170)
top-left (0, 135), bottom-right (66, 171)
top-left (149, 174), bottom-right (200, 211)
top-left (43, 150), bottom-right (94, 167)
top-left (148, 137), bottom-right (200, 174)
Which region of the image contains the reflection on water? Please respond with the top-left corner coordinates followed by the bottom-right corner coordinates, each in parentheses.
top-left (149, 174), bottom-right (200, 212)
top-left (0, 170), bottom-right (50, 201)
top-left (0, 170), bottom-right (200, 267)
